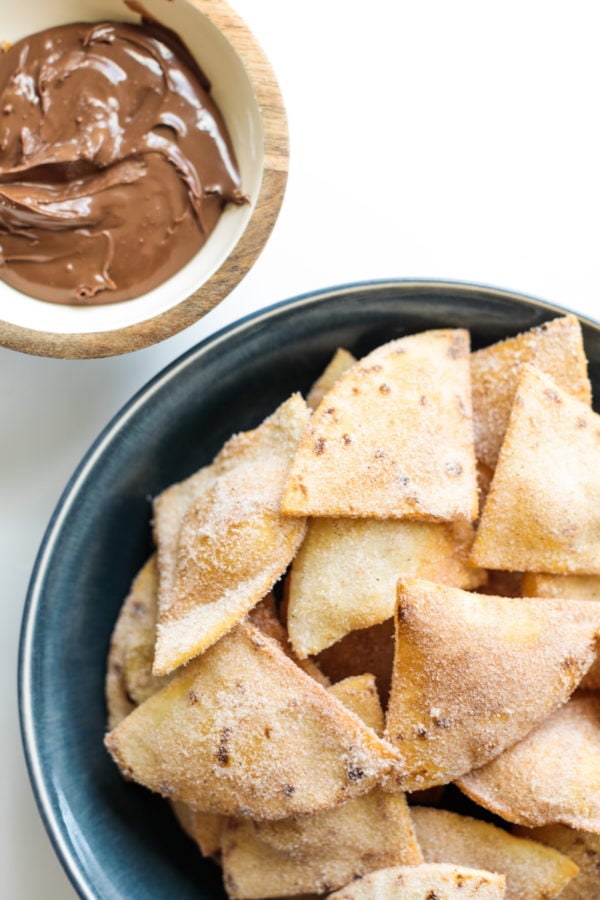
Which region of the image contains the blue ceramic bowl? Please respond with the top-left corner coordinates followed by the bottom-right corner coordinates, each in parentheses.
top-left (19, 280), bottom-right (600, 899)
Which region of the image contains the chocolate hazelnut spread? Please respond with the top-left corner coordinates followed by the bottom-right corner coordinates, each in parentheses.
top-left (0, 21), bottom-right (247, 305)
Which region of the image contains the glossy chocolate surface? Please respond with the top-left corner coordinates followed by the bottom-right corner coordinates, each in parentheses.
top-left (0, 21), bottom-right (246, 305)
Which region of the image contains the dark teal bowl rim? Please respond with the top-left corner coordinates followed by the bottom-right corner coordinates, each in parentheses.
top-left (18, 278), bottom-right (600, 899)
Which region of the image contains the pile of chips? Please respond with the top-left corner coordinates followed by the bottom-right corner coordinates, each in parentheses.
top-left (105, 315), bottom-right (600, 899)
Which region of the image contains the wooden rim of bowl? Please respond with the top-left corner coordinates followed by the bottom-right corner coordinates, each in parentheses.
top-left (0, 0), bottom-right (289, 359)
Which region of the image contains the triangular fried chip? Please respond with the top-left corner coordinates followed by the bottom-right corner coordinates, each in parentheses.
top-left (470, 365), bottom-right (600, 574)
top-left (221, 790), bottom-right (421, 899)
top-left (522, 573), bottom-right (600, 689)
top-left (384, 579), bottom-right (600, 790)
top-left (287, 517), bottom-right (485, 657)
top-left (106, 558), bottom-right (227, 856)
top-left (326, 863), bottom-right (506, 899)
top-left (314, 620), bottom-right (396, 707)
top-left (307, 348), bottom-right (356, 410)
top-left (221, 675), bottom-right (421, 898)
top-left (152, 464), bottom-right (215, 620)
top-left (457, 693), bottom-right (600, 832)
top-left (105, 556), bottom-right (170, 729)
top-left (471, 314), bottom-right (591, 471)
top-left (106, 623), bottom-right (402, 821)
top-left (173, 594), bottom-right (329, 861)
top-left (411, 806), bottom-right (578, 899)
top-left (514, 824), bottom-right (600, 900)
top-left (153, 394), bottom-right (310, 675)
top-left (282, 330), bottom-right (478, 521)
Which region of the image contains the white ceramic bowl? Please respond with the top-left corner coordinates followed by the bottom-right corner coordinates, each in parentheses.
top-left (0, 0), bottom-right (288, 357)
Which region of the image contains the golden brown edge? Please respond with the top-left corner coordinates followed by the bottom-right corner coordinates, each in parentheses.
top-left (0, 0), bottom-right (289, 359)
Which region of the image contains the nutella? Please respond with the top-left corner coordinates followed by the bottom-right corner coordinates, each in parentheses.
top-left (0, 21), bottom-right (246, 305)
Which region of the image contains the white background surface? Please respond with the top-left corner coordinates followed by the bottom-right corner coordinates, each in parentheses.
top-left (1, 1), bottom-right (599, 897)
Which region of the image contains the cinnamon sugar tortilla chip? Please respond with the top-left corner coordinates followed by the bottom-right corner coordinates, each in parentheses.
top-left (105, 556), bottom-right (169, 729)
top-left (153, 464), bottom-right (214, 621)
top-left (221, 790), bottom-right (420, 899)
top-left (107, 584), bottom-right (300, 729)
top-left (153, 394), bottom-right (310, 675)
top-left (471, 315), bottom-right (591, 471)
top-left (307, 348), bottom-right (356, 411)
top-left (384, 579), bottom-right (600, 791)
top-left (471, 365), bottom-right (600, 574)
top-left (221, 675), bottom-right (421, 898)
top-left (106, 559), bottom-right (226, 857)
top-left (522, 573), bottom-right (600, 689)
top-left (411, 806), bottom-right (578, 900)
top-left (326, 863), bottom-right (506, 899)
top-left (457, 693), bottom-right (600, 832)
top-left (315, 620), bottom-right (396, 707)
top-left (282, 330), bottom-right (478, 521)
top-left (514, 824), bottom-right (600, 900)
top-left (287, 517), bottom-right (485, 657)
top-left (106, 622), bottom-right (402, 821)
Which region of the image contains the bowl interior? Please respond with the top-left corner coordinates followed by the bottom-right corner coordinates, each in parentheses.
top-left (0, 0), bottom-right (263, 336)
top-left (20, 282), bottom-right (600, 899)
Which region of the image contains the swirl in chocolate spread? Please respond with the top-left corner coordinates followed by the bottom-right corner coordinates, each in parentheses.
top-left (0, 21), bottom-right (247, 305)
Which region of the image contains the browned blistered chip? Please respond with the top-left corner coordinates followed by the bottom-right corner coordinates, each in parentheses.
top-left (457, 693), bottom-right (600, 832)
top-left (326, 863), bottom-right (506, 899)
top-left (105, 555), bottom-right (170, 729)
top-left (384, 579), bottom-right (600, 791)
top-left (514, 824), bottom-right (600, 900)
top-left (314, 619), bottom-right (396, 707)
top-left (282, 330), bottom-right (478, 521)
top-left (287, 517), bottom-right (485, 657)
top-left (471, 314), bottom-right (591, 471)
top-left (153, 394), bottom-right (310, 676)
top-left (411, 806), bottom-right (578, 900)
top-left (220, 674), bottom-right (421, 898)
top-left (106, 622), bottom-right (403, 821)
top-left (307, 348), bottom-right (357, 411)
top-left (471, 365), bottom-right (600, 574)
